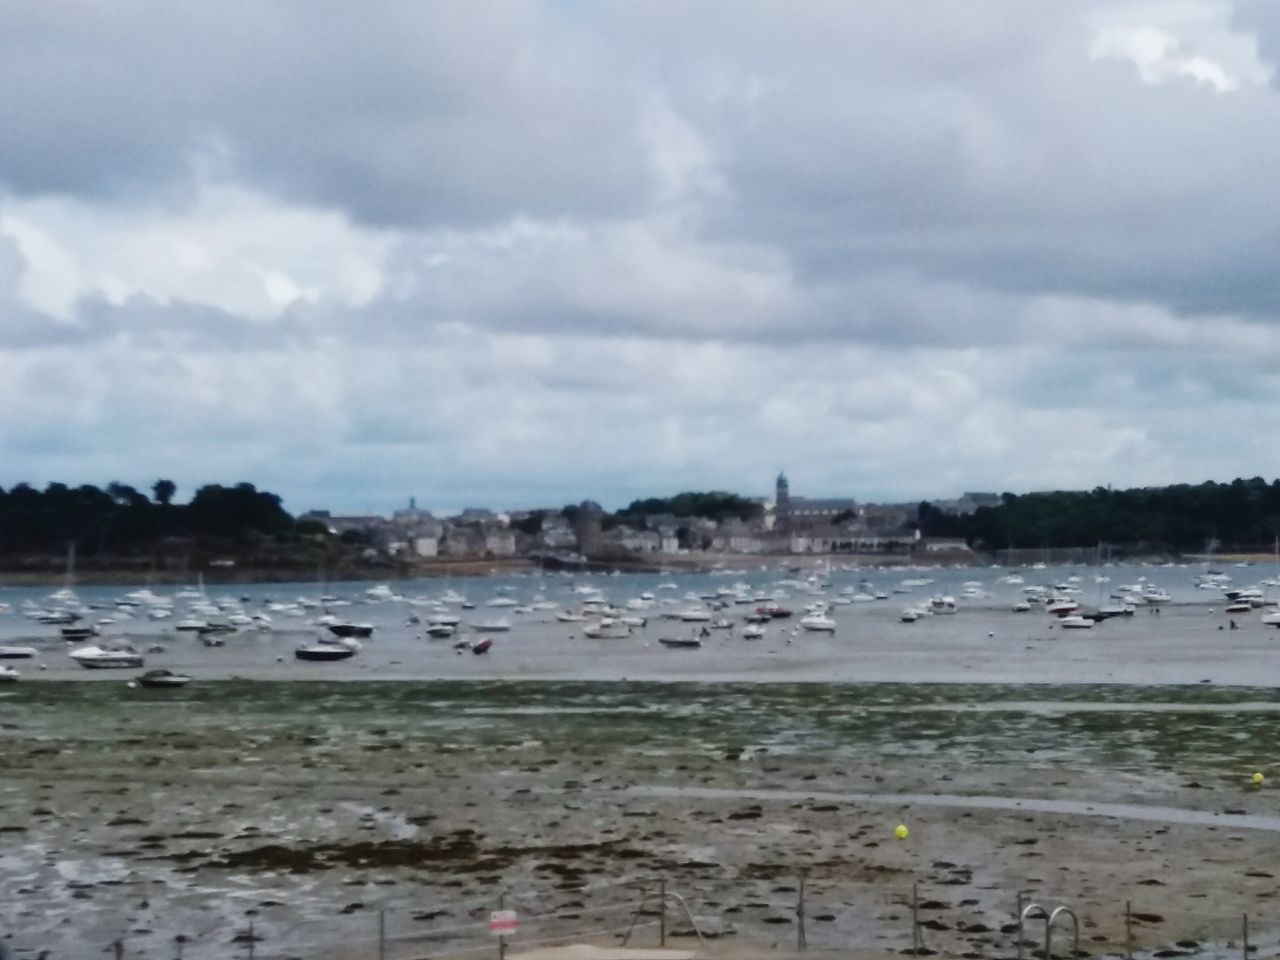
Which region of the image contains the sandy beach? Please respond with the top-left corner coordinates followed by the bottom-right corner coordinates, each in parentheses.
top-left (5, 679), bottom-right (1280, 960)
top-left (4, 566), bottom-right (1280, 959)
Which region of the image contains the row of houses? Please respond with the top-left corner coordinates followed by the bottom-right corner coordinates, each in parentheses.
top-left (301, 480), bottom-right (989, 562)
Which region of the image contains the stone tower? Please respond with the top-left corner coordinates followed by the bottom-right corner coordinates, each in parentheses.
top-left (575, 500), bottom-right (604, 558)
top-left (775, 471), bottom-right (790, 531)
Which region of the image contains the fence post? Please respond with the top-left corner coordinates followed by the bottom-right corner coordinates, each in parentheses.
top-left (247, 922), bottom-right (255, 960)
top-left (796, 867), bottom-right (809, 952)
top-left (659, 877), bottom-right (667, 946)
top-left (112, 939), bottom-right (123, 960)
top-left (379, 907), bottom-right (387, 960)
top-left (1125, 900), bottom-right (1133, 960)
top-left (911, 881), bottom-right (923, 954)
top-left (1243, 913), bottom-right (1249, 960)
top-left (498, 891), bottom-right (508, 960)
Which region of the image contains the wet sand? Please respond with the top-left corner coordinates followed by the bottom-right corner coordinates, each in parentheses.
top-left (4, 681), bottom-right (1280, 959)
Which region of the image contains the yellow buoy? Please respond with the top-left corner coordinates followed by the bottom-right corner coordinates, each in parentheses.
top-left (1253, 772), bottom-right (1265, 785)
top-left (894, 824), bottom-right (909, 840)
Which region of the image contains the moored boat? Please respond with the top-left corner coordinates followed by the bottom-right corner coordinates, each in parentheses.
top-left (68, 645), bottom-right (144, 669)
top-left (0, 665), bottom-right (19, 683)
top-left (659, 637), bottom-right (703, 649)
top-left (0, 645), bottom-right (38, 659)
top-left (327, 622), bottom-right (374, 638)
top-left (800, 613), bottom-right (837, 632)
top-left (135, 668), bottom-right (192, 688)
top-left (295, 642), bottom-right (357, 661)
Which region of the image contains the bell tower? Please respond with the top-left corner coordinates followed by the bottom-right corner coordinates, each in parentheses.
top-left (775, 471), bottom-right (790, 530)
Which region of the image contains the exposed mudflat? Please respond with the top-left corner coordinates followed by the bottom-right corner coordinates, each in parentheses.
top-left (4, 681), bottom-right (1280, 959)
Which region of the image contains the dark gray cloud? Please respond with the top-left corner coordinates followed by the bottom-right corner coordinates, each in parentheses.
top-left (0, 3), bottom-right (648, 227)
top-left (3, 1), bottom-right (1280, 512)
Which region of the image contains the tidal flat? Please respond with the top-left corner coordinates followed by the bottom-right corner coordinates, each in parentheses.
top-left (4, 681), bottom-right (1280, 959)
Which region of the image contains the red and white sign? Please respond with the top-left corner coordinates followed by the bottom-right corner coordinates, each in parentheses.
top-left (490, 910), bottom-right (518, 936)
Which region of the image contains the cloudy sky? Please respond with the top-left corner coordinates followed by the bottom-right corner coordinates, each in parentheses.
top-left (3, 1), bottom-right (1280, 514)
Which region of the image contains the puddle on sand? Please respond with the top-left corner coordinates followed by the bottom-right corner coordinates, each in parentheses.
top-left (628, 784), bottom-right (1280, 831)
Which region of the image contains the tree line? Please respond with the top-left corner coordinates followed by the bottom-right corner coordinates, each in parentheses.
top-left (919, 478), bottom-right (1280, 554)
top-left (0, 480), bottom-right (299, 556)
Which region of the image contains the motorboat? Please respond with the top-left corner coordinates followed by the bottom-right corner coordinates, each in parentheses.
top-left (471, 638), bottom-right (493, 655)
top-left (800, 613), bottom-right (837, 632)
top-left (486, 596), bottom-right (518, 608)
top-left (583, 619), bottom-right (631, 640)
top-left (428, 613), bottom-right (462, 627)
top-left (425, 624), bottom-right (456, 639)
top-left (1225, 601), bottom-right (1252, 614)
top-left (900, 608), bottom-right (921, 623)
top-left (556, 610), bottom-right (587, 623)
top-left (742, 623), bottom-right (766, 639)
top-left (659, 637), bottom-right (703, 649)
top-left (68, 645), bottom-right (144, 669)
top-left (327, 622), bottom-right (373, 638)
top-left (1142, 589), bottom-right (1172, 604)
top-left (135, 669), bottom-right (192, 688)
top-left (1012, 601), bottom-right (1031, 613)
top-left (928, 596), bottom-right (957, 615)
top-left (472, 619), bottom-right (512, 633)
top-left (678, 608), bottom-right (712, 622)
top-left (1261, 608), bottom-right (1280, 627)
top-left (175, 618), bottom-right (209, 632)
top-left (295, 641), bottom-right (357, 661)
top-left (0, 665), bottom-right (19, 683)
top-left (0, 645), bottom-right (37, 659)
top-left (1045, 599), bottom-right (1079, 615)
top-left (1058, 615), bottom-right (1095, 629)
top-left (60, 625), bottom-right (98, 642)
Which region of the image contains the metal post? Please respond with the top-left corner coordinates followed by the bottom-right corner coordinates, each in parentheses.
top-left (247, 922), bottom-right (255, 960)
top-left (659, 878), bottom-right (667, 946)
top-left (912, 881), bottom-right (923, 953)
top-left (796, 868), bottom-right (808, 952)
top-left (1243, 913), bottom-right (1249, 960)
top-left (1125, 900), bottom-right (1133, 960)
top-left (112, 940), bottom-right (124, 960)
top-left (499, 891), bottom-right (507, 960)
top-left (379, 908), bottom-right (387, 960)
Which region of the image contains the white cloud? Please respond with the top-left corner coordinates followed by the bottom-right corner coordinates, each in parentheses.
top-left (3, 0), bottom-right (1280, 513)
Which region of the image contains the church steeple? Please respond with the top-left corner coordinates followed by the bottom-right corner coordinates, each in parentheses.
top-left (775, 471), bottom-right (790, 529)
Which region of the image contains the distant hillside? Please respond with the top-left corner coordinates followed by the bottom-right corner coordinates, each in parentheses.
top-left (919, 477), bottom-right (1280, 554)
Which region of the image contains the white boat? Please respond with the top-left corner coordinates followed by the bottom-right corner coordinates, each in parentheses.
top-left (0, 645), bottom-right (38, 659)
top-left (583, 619), bottom-right (631, 640)
top-left (472, 619), bottom-right (512, 633)
top-left (0, 665), bottom-right (19, 683)
top-left (928, 596), bottom-right (957, 615)
top-left (1058, 615), bottom-right (1095, 629)
top-left (678, 608), bottom-right (712, 622)
top-left (556, 610), bottom-right (587, 623)
top-left (425, 624), bottom-right (456, 639)
top-left (1260, 608), bottom-right (1280, 627)
top-left (800, 613), bottom-right (837, 632)
top-left (1045, 599), bottom-right (1079, 615)
top-left (68, 645), bottom-right (145, 669)
top-left (487, 596), bottom-right (518, 608)
top-left (1012, 601), bottom-right (1031, 613)
top-left (174, 618), bottom-right (209, 632)
top-left (742, 623), bottom-right (766, 639)
top-left (366, 584), bottom-right (395, 600)
top-left (1142, 589), bottom-right (1172, 604)
top-left (900, 609), bottom-right (921, 623)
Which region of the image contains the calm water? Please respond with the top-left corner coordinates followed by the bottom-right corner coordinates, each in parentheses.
top-left (2, 561), bottom-right (1279, 684)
